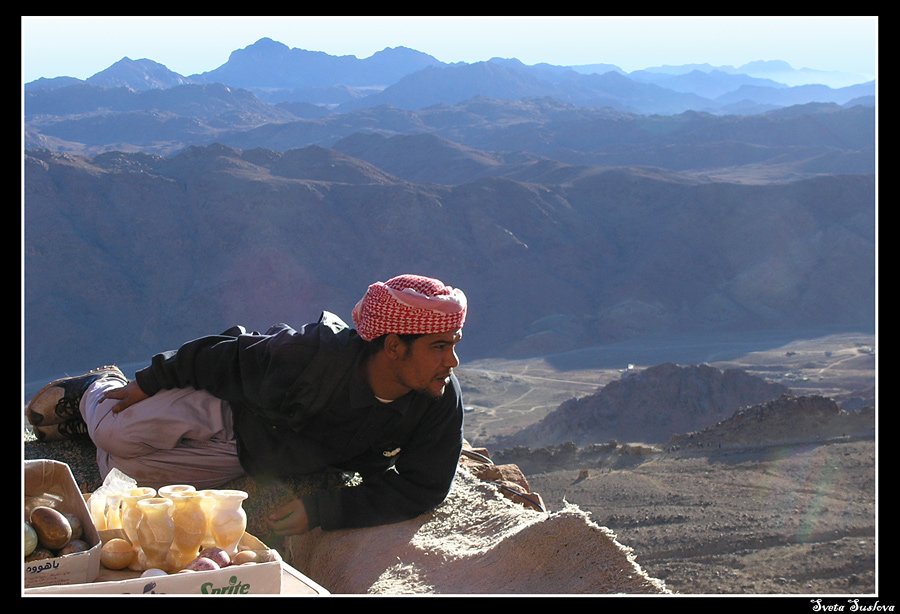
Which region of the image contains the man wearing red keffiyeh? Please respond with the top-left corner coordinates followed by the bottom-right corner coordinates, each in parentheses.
top-left (28, 274), bottom-right (469, 536)
top-left (352, 274), bottom-right (467, 401)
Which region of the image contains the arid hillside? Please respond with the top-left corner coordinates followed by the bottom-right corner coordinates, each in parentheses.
top-left (24, 133), bottom-right (874, 384)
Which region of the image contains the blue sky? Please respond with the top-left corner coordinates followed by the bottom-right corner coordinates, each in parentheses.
top-left (22, 16), bottom-right (878, 84)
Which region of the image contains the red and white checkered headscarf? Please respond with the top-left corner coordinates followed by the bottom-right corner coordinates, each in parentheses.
top-left (352, 274), bottom-right (468, 341)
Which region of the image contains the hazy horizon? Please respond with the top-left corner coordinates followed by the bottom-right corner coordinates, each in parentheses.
top-left (21, 16), bottom-right (878, 85)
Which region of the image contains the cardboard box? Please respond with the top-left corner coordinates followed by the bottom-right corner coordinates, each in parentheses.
top-left (24, 530), bottom-right (326, 595)
top-left (23, 463), bottom-right (327, 595)
top-left (26, 533), bottom-right (280, 595)
top-left (24, 460), bottom-right (102, 588)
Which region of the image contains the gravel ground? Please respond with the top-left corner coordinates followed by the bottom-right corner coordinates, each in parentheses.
top-left (526, 436), bottom-right (876, 595)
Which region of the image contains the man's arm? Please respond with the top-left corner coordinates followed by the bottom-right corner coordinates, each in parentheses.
top-left (309, 376), bottom-right (465, 531)
top-left (131, 325), bottom-right (319, 411)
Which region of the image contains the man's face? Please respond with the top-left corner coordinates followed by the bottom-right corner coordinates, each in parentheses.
top-left (395, 329), bottom-right (463, 399)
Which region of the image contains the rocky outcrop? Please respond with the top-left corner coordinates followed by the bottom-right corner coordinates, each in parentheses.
top-left (460, 441), bottom-right (545, 512)
top-left (500, 363), bottom-right (790, 447)
top-left (490, 393), bottom-right (875, 477)
top-left (668, 394), bottom-right (875, 449)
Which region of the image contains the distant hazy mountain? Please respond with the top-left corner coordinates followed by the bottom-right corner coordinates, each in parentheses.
top-left (24, 57), bottom-right (197, 93)
top-left (715, 81), bottom-right (876, 108)
top-left (87, 57), bottom-right (197, 90)
top-left (24, 85), bottom-right (876, 179)
top-left (329, 61), bottom-right (725, 115)
top-left (627, 69), bottom-right (786, 99)
top-left (24, 81), bottom-right (296, 123)
top-left (630, 59), bottom-right (874, 88)
top-left (189, 37), bottom-right (444, 90)
top-left (24, 37), bottom-right (875, 117)
top-left (326, 103), bottom-right (875, 183)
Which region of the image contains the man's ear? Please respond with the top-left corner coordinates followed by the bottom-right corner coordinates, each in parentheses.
top-left (382, 333), bottom-right (409, 360)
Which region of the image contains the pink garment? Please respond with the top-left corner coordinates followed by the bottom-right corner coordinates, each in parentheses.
top-left (81, 377), bottom-right (246, 490)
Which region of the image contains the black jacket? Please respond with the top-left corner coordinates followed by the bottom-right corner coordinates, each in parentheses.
top-left (134, 312), bottom-right (465, 531)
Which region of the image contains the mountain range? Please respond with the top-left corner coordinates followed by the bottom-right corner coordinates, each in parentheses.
top-left (22, 38), bottom-right (877, 383)
top-left (24, 142), bottom-right (875, 381)
top-left (24, 37), bottom-right (875, 157)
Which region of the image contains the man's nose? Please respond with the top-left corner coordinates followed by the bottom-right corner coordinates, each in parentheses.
top-left (445, 347), bottom-right (460, 369)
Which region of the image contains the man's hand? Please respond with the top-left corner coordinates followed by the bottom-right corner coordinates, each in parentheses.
top-left (266, 498), bottom-right (310, 537)
top-left (100, 380), bottom-right (150, 414)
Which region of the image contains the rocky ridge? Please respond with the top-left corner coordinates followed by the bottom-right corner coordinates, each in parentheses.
top-left (668, 393), bottom-right (875, 450)
top-left (493, 393), bottom-right (874, 474)
top-left (497, 363), bottom-right (793, 448)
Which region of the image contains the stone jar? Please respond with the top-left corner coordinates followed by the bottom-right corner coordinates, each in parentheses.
top-left (119, 487), bottom-right (156, 570)
top-left (168, 490), bottom-right (208, 568)
top-left (197, 489), bottom-right (220, 549)
top-left (136, 497), bottom-right (175, 572)
top-left (209, 489), bottom-right (248, 556)
top-left (158, 484), bottom-right (196, 501)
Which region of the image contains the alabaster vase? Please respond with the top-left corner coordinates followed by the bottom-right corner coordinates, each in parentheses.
top-left (197, 489), bottom-right (220, 549)
top-left (136, 497), bottom-right (175, 572)
top-left (119, 487), bottom-right (156, 570)
top-left (209, 489), bottom-right (248, 556)
top-left (158, 484), bottom-right (196, 500)
top-left (103, 492), bottom-right (123, 530)
top-left (168, 490), bottom-right (208, 568)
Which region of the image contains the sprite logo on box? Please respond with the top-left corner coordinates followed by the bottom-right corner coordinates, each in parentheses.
top-left (201, 575), bottom-right (252, 594)
top-left (128, 576), bottom-right (250, 595)
top-left (130, 576), bottom-right (253, 595)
